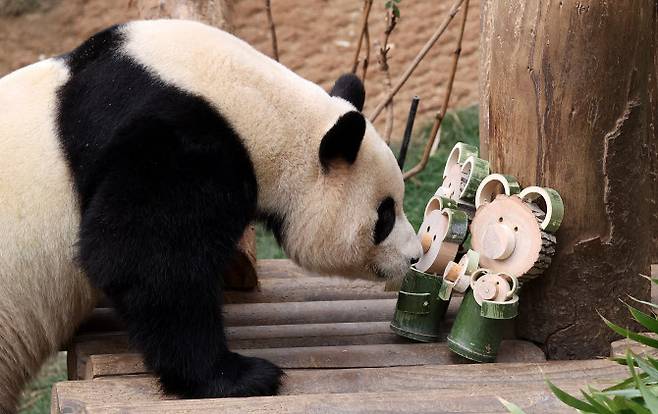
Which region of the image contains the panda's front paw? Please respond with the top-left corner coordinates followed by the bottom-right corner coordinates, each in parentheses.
top-left (205, 352), bottom-right (284, 398)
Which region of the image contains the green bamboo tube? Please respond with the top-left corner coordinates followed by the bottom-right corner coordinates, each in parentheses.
top-left (458, 156), bottom-right (490, 203)
top-left (475, 173), bottom-right (521, 209)
top-left (447, 289), bottom-right (513, 362)
top-left (390, 267), bottom-right (450, 342)
top-left (424, 195), bottom-right (458, 217)
top-left (442, 208), bottom-right (469, 244)
top-left (443, 142), bottom-right (479, 178)
top-left (519, 186), bottom-right (565, 233)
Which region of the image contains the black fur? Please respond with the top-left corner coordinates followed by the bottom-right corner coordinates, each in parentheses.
top-left (374, 197), bottom-right (396, 244)
top-left (318, 110), bottom-right (365, 172)
top-left (56, 25), bottom-right (282, 398)
top-left (329, 73), bottom-right (366, 111)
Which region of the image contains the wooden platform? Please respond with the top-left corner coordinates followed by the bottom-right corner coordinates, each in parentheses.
top-left (53, 259), bottom-right (628, 413)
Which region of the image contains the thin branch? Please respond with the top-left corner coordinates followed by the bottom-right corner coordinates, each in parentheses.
top-left (351, 0), bottom-right (374, 73)
top-left (369, 0), bottom-right (465, 122)
top-left (361, 18), bottom-right (371, 82)
top-left (378, 6), bottom-right (399, 144)
top-left (265, 0), bottom-right (279, 61)
top-left (403, 0), bottom-right (470, 180)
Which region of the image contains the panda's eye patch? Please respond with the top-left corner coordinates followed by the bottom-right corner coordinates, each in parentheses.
top-left (374, 197), bottom-right (396, 245)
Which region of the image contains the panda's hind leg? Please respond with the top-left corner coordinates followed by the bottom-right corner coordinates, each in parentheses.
top-left (77, 116), bottom-right (282, 398)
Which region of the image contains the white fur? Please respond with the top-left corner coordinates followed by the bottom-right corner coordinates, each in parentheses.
top-left (123, 20), bottom-right (422, 278)
top-left (0, 59), bottom-right (96, 412)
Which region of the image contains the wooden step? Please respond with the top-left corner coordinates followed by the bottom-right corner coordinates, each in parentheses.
top-left (83, 340), bottom-right (544, 379)
top-left (78, 297), bottom-right (407, 335)
top-left (68, 299), bottom-right (464, 379)
top-left (52, 359), bottom-right (627, 414)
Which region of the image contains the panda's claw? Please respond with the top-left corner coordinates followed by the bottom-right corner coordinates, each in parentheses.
top-left (165, 352), bottom-right (284, 399)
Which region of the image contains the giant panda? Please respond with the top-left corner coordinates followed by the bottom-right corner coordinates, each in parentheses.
top-left (0, 19), bottom-right (422, 412)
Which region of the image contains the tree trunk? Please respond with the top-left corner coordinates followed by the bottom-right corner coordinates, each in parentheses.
top-left (135, 0), bottom-right (233, 32)
top-left (135, 0), bottom-right (258, 290)
top-left (480, 0), bottom-right (656, 359)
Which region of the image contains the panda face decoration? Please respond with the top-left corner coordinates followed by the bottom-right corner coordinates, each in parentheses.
top-left (273, 74), bottom-right (422, 280)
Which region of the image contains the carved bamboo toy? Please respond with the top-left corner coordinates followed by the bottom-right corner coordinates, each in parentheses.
top-left (391, 142), bottom-right (564, 356)
top-left (447, 270), bottom-right (520, 362)
top-left (390, 196), bottom-right (469, 342)
top-left (470, 186), bottom-right (563, 282)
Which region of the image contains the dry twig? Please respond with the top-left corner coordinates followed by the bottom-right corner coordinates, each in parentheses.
top-left (351, 0), bottom-right (374, 74)
top-left (403, 0), bottom-right (470, 180)
top-left (361, 18), bottom-right (371, 82)
top-left (378, 5), bottom-right (399, 144)
top-left (265, 0), bottom-right (279, 61)
top-left (369, 0), bottom-right (465, 122)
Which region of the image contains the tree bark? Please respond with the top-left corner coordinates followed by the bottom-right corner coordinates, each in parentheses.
top-left (135, 0), bottom-right (258, 290)
top-left (480, 0), bottom-right (655, 359)
top-left (135, 0), bottom-right (233, 32)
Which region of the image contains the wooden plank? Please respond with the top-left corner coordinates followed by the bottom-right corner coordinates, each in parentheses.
top-left (69, 299), bottom-right (464, 379)
top-left (97, 259), bottom-right (392, 307)
top-left (78, 298), bottom-right (400, 336)
top-left (70, 321), bottom-right (405, 380)
top-left (611, 333), bottom-right (658, 358)
top-left (224, 276), bottom-right (395, 303)
top-left (70, 390), bottom-right (570, 414)
top-left (84, 340), bottom-right (545, 379)
top-left (53, 360), bottom-right (626, 413)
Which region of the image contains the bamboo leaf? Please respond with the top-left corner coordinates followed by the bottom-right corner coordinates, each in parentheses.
top-left (605, 374), bottom-right (647, 391)
top-left (626, 303), bottom-right (658, 336)
top-left (497, 398), bottom-right (527, 414)
top-left (600, 313), bottom-right (658, 349)
top-left (639, 274), bottom-right (658, 286)
top-left (581, 389), bottom-right (615, 414)
top-left (619, 397), bottom-right (653, 414)
top-left (635, 354), bottom-right (658, 382)
top-left (628, 295), bottom-right (658, 312)
top-left (631, 359), bottom-right (658, 413)
top-left (546, 380), bottom-right (598, 412)
top-left (600, 388), bottom-right (643, 398)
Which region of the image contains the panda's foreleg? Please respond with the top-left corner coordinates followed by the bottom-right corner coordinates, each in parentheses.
top-left (76, 120), bottom-right (282, 398)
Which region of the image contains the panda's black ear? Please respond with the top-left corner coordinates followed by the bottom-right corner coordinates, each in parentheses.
top-left (329, 73), bottom-right (365, 111)
top-left (319, 111), bottom-right (366, 172)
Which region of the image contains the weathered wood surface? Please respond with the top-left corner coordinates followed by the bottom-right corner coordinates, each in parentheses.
top-left (135, 0), bottom-right (233, 32)
top-left (53, 360), bottom-right (626, 414)
top-left (480, 0), bottom-right (656, 359)
top-left (69, 298), bottom-right (464, 379)
top-left (224, 275), bottom-right (395, 303)
top-left (611, 334), bottom-right (658, 359)
top-left (79, 298), bottom-right (402, 335)
top-left (83, 340), bottom-right (544, 379)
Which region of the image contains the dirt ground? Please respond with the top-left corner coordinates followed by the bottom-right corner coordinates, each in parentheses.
top-left (0, 0), bottom-right (480, 139)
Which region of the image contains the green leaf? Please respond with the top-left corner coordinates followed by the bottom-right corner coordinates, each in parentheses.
top-left (546, 380), bottom-right (598, 412)
top-left (497, 398), bottom-right (527, 414)
top-left (600, 388), bottom-right (642, 398)
top-left (639, 274), bottom-right (658, 286)
top-left (392, 6), bottom-right (400, 17)
top-left (628, 295), bottom-right (658, 312)
top-left (631, 353), bottom-right (658, 414)
top-left (605, 374), bottom-right (646, 391)
top-left (621, 397), bottom-right (653, 414)
top-left (635, 354), bottom-right (658, 382)
top-left (626, 303), bottom-right (658, 335)
top-left (601, 312), bottom-right (658, 349)
top-left (581, 389), bottom-right (616, 414)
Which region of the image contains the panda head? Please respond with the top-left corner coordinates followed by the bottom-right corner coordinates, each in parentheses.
top-left (267, 74), bottom-right (422, 280)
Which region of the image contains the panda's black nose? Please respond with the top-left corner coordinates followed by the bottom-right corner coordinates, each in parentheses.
top-left (410, 257), bottom-right (419, 265)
